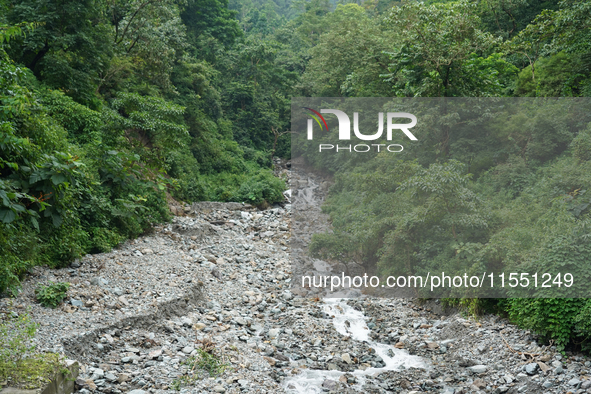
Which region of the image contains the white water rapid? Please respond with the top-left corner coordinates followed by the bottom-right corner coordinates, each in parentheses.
top-left (282, 297), bottom-right (427, 393)
top-left (286, 170), bottom-right (427, 392)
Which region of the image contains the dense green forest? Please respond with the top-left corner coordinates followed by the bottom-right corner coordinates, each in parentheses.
top-left (1, 0), bottom-right (591, 351)
top-left (294, 0), bottom-right (591, 352)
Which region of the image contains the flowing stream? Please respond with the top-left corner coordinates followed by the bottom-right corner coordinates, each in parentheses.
top-left (285, 170), bottom-right (427, 393)
top-left (282, 297), bottom-right (427, 393)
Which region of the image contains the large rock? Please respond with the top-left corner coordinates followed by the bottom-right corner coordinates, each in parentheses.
top-left (0, 359), bottom-right (80, 394)
top-left (467, 365), bottom-right (487, 374)
top-left (525, 363), bottom-right (538, 375)
top-left (321, 380), bottom-right (338, 391)
top-left (341, 353), bottom-right (352, 364)
top-left (90, 277), bottom-right (108, 287)
top-left (568, 378), bottom-right (582, 386)
top-left (89, 368), bottom-right (104, 381)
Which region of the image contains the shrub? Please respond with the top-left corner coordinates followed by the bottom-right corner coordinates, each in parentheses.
top-left (232, 171), bottom-right (285, 206)
top-left (504, 298), bottom-right (586, 352)
top-left (89, 227), bottom-right (124, 253)
top-left (35, 282), bottom-right (70, 308)
top-left (574, 300), bottom-right (591, 353)
top-left (572, 124), bottom-right (591, 162)
top-left (186, 348), bottom-right (229, 377)
top-left (170, 338), bottom-right (229, 391)
top-left (0, 225), bottom-right (38, 296)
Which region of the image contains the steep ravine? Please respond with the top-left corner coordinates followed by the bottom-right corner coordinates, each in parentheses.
top-left (2, 164), bottom-right (590, 394)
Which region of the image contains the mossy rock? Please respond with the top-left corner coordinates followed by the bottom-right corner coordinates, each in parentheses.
top-left (0, 359), bottom-right (78, 394)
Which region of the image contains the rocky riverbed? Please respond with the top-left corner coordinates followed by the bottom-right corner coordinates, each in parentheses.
top-left (2, 164), bottom-right (591, 394)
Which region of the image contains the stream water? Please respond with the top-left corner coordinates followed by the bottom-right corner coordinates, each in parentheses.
top-left (282, 297), bottom-right (427, 393)
top-left (284, 170), bottom-right (427, 393)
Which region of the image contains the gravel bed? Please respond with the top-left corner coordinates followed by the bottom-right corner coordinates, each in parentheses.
top-left (2, 162), bottom-right (590, 394)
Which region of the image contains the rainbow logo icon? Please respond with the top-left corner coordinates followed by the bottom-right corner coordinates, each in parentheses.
top-left (303, 107), bottom-right (329, 132)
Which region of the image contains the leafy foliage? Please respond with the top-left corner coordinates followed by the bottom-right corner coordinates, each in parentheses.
top-left (504, 298), bottom-right (589, 352)
top-left (290, 5), bottom-right (591, 356)
top-left (0, 0), bottom-right (289, 294)
top-left (2, 0), bottom-right (591, 356)
top-left (35, 282), bottom-right (70, 308)
top-left (383, 1), bottom-right (506, 97)
top-left (170, 338), bottom-right (230, 390)
top-left (233, 171), bottom-right (285, 206)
